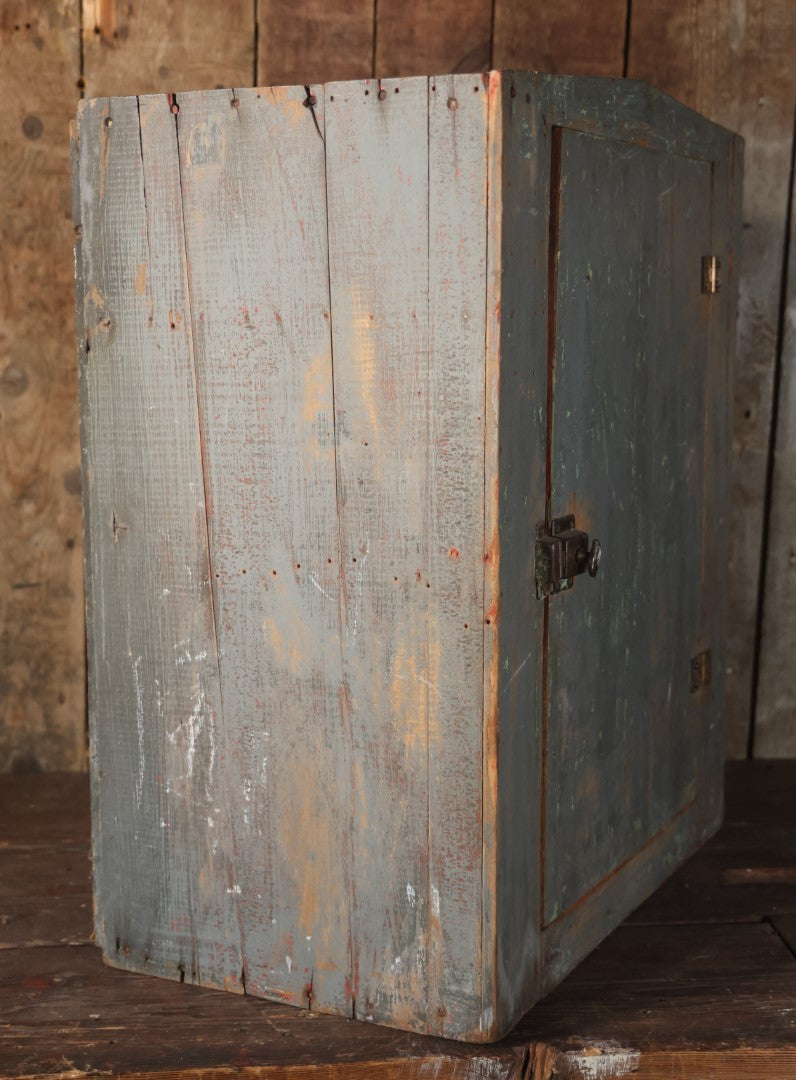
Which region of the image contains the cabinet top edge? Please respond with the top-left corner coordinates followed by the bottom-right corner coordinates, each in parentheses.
top-left (73, 71), bottom-right (742, 148)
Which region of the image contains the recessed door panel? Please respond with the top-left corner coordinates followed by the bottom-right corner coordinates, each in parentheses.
top-left (543, 129), bottom-right (712, 927)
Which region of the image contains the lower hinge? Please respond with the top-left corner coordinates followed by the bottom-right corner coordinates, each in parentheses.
top-left (690, 649), bottom-right (712, 693)
top-left (702, 255), bottom-right (721, 294)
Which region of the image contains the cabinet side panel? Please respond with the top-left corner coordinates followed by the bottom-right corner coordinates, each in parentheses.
top-left (427, 73), bottom-right (489, 1038)
top-left (172, 85), bottom-right (352, 1013)
top-left (324, 76), bottom-right (431, 1032)
top-left (490, 71), bottom-right (548, 1032)
top-left (78, 96), bottom-right (241, 987)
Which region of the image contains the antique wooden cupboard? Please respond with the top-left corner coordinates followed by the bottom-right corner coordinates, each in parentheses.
top-left (72, 71), bottom-right (742, 1042)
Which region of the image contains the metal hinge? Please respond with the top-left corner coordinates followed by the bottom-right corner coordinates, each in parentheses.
top-left (702, 255), bottom-right (721, 294)
top-left (535, 514), bottom-right (602, 599)
top-left (690, 649), bottom-right (712, 693)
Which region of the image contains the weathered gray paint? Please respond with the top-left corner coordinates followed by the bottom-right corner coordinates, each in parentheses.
top-left (75, 71), bottom-right (740, 1043)
top-left (75, 94), bottom-right (241, 989)
top-left (489, 71), bottom-right (547, 1032)
top-left (427, 72), bottom-right (489, 1038)
top-left (756, 174), bottom-right (796, 756)
top-left (488, 71), bottom-right (739, 1037)
top-left (544, 132), bottom-right (708, 924)
top-left (172, 84), bottom-right (352, 1011)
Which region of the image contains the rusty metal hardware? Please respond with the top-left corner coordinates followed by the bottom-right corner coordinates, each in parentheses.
top-left (701, 255), bottom-right (721, 294)
top-left (536, 514), bottom-right (602, 599)
top-left (690, 649), bottom-right (712, 693)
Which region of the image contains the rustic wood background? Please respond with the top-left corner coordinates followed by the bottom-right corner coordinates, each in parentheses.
top-left (1, 0), bottom-right (793, 771)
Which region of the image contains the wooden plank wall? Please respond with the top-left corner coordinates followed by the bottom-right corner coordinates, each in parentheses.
top-left (1, 0), bottom-right (793, 769)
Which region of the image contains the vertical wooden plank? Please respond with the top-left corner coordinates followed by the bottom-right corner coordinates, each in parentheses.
top-left (256, 1), bottom-right (374, 85)
top-left (0, 2), bottom-right (84, 772)
top-left (627, 0), bottom-right (796, 757)
top-left (492, 0), bottom-right (627, 77)
top-left (426, 72), bottom-right (488, 1038)
top-left (76, 94), bottom-right (240, 988)
top-left (488, 71), bottom-right (547, 1035)
top-left (756, 174), bottom-right (796, 755)
top-left (324, 76), bottom-right (430, 1032)
top-left (481, 69), bottom-right (504, 1042)
top-left (82, 0), bottom-right (254, 98)
top-left (375, 2), bottom-right (491, 77)
top-left (173, 85), bottom-right (352, 1013)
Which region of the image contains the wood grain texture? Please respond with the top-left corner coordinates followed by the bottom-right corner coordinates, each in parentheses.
top-left (425, 72), bottom-right (490, 1037)
top-left (487, 70), bottom-right (548, 1036)
top-left (76, 93), bottom-right (241, 990)
top-left (3, 931), bottom-right (795, 1080)
top-left (375, 2), bottom-right (491, 77)
top-left (492, 0), bottom-right (627, 76)
top-left (0, 845), bottom-right (92, 948)
top-left (324, 75), bottom-right (432, 1034)
top-left (82, 0), bottom-right (254, 97)
top-left (75, 72), bottom-right (738, 1041)
top-left (0, 1), bottom-right (85, 773)
top-left (486, 69), bottom-right (736, 1031)
top-left (756, 172), bottom-right (796, 756)
top-left (256, 0), bottom-right (374, 86)
top-left (173, 84), bottom-right (352, 1013)
top-left (545, 133), bottom-right (709, 924)
top-left (3, 763), bottom-right (794, 1076)
top-left (627, 0), bottom-right (796, 759)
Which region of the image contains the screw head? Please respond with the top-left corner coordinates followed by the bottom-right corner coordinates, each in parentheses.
top-left (447, 97), bottom-right (459, 111)
top-left (378, 88), bottom-right (387, 101)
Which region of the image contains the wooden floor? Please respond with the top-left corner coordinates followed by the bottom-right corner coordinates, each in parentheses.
top-left (1, 762), bottom-right (794, 1079)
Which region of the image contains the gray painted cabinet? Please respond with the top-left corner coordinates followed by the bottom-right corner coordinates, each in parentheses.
top-left (72, 71), bottom-right (742, 1042)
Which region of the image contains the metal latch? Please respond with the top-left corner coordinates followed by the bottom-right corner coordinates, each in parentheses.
top-left (702, 255), bottom-right (721, 294)
top-left (535, 514), bottom-right (602, 599)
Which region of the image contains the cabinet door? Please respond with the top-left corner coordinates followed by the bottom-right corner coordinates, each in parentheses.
top-left (542, 128), bottom-right (713, 927)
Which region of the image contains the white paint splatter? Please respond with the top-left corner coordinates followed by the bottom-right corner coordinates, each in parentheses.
top-left (285, 955), bottom-right (293, 973)
top-left (132, 656), bottom-right (145, 808)
top-left (479, 1006), bottom-right (494, 1033)
top-left (431, 885), bottom-right (440, 917)
top-left (185, 691), bottom-right (205, 778)
top-left (174, 639), bottom-right (193, 666)
top-left (226, 884), bottom-right (241, 894)
top-left (308, 573), bottom-right (334, 601)
top-left (206, 702), bottom-right (216, 800)
top-left (350, 536), bottom-right (369, 642)
top-left (499, 650), bottom-right (532, 698)
top-left (406, 882), bottom-right (416, 906)
top-left (565, 1044), bottom-right (641, 1078)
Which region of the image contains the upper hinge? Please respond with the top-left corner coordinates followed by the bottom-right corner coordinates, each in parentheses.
top-left (701, 255), bottom-right (721, 294)
top-left (690, 649), bottom-right (712, 693)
